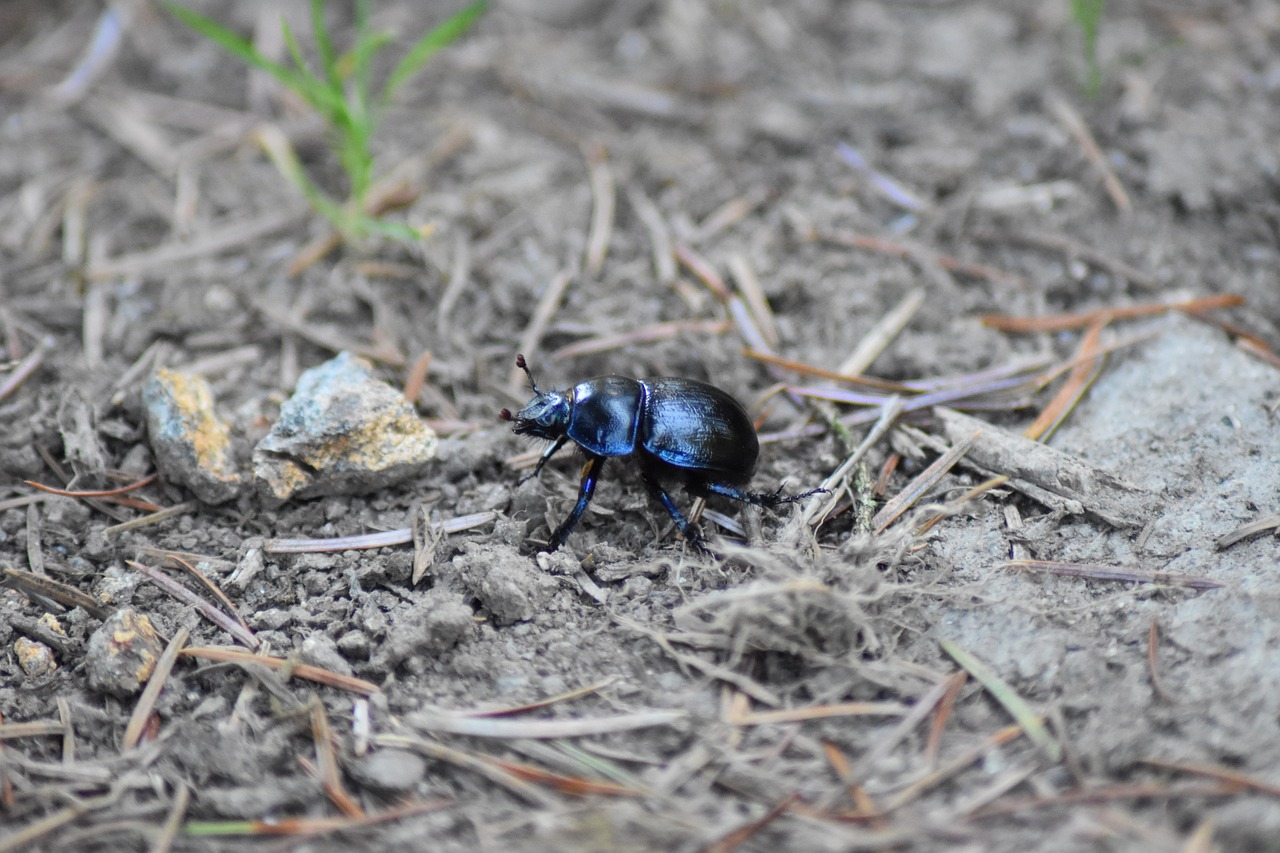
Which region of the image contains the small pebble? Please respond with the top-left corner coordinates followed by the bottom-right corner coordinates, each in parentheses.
top-left (85, 609), bottom-right (165, 696)
top-left (143, 368), bottom-right (243, 504)
top-left (349, 749), bottom-right (427, 794)
top-left (15, 637), bottom-right (57, 676)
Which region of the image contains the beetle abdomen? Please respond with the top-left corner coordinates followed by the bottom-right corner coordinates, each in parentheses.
top-left (566, 376), bottom-right (644, 456)
top-left (640, 379), bottom-right (759, 478)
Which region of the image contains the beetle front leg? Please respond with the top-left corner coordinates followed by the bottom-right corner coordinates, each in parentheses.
top-left (519, 435), bottom-right (569, 486)
top-left (545, 456), bottom-right (604, 551)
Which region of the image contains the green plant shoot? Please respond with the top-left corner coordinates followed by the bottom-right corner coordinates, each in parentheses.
top-left (167, 0), bottom-right (487, 240)
top-left (1071, 0), bottom-right (1106, 97)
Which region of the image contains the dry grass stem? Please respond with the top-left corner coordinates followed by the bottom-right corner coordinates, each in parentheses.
top-left (703, 792), bottom-right (799, 853)
top-left (403, 349), bottom-right (432, 404)
top-left (1002, 560), bottom-right (1222, 591)
top-left (160, 555), bottom-right (253, 638)
top-left (407, 709), bottom-right (685, 739)
top-left (0, 720), bottom-right (67, 740)
top-left (730, 701), bottom-right (908, 727)
top-left (863, 674), bottom-right (964, 767)
top-left (128, 561), bottom-right (258, 649)
top-left (122, 627), bottom-right (189, 750)
top-left (884, 723), bottom-right (1028, 812)
top-left (673, 242), bottom-right (732, 302)
top-left (0, 344), bottom-right (45, 403)
top-left (925, 672), bottom-right (968, 767)
top-left (691, 190), bottom-right (768, 242)
top-left (1047, 94), bottom-right (1132, 213)
top-left (3, 566), bottom-right (113, 620)
top-left (253, 297), bottom-right (406, 366)
top-left (264, 511), bottom-right (497, 554)
top-left (150, 781), bottom-right (189, 853)
top-left (817, 229), bottom-right (1023, 285)
top-left (1147, 618), bottom-right (1173, 704)
top-left (509, 270), bottom-right (574, 393)
top-left (870, 429), bottom-right (979, 533)
top-left (981, 293), bottom-right (1244, 333)
top-left (1023, 320), bottom-right (1106, 441)
top-left (803, 396), bottom-right (905, 529)
top-left (582, 142), bottom-right (615, 276)
top-left (839, 288), bottom-right (926, 376)
top-left (101, 501), bottom-right (199, 537)
top-left (180, 647), bottom-right (379, 695)
top-left (310, 703), bottom-right (365, 818)
top-left (1140, 759), bottom-right (1280, 799)
top-left (727, 254), bottom-right (779, 349)
top-left (971, 781), bottom-right (1242, 819)
top-left (1215, 513), bottom-right (1280, 549)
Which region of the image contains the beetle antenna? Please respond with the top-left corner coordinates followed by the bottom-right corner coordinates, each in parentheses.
top-left (514, 353), bottom-right (540, 393)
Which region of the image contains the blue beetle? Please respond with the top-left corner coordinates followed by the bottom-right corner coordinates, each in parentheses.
top-left (500, 354), bottom-right (817, 552)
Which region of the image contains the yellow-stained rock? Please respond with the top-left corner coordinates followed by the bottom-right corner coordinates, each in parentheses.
top-left (143, 368), bottom-right (243, 504)
top-left (253, 351), bottom-right (438, 502)
top-left (15, 637), bottom-right (57, 676)
top-left (85, 608), bottom-right (165, 696)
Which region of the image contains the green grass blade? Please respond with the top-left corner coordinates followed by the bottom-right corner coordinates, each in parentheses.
top-left (351, 0), bottom-right (377, 99)
top-left (166, 4), bottom-right (305, 92)
top-left (939, 639), bottom-right (1062, 762)
top-left (356, 215), bottom-right (425, 242)
top-left (255, 126), bottom-right (351, 232)
top-left (1071, 0), bottom-right (1106, 96)
top-left (310, 0), bottom-right (340, 88)
top-left (381, 0), bottom-right (487, 104)
top-left (279, 17), bottom-right (347, 119)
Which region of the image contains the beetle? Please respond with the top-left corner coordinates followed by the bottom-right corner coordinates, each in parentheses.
top-left (499, 354), bottom-right (820, 552)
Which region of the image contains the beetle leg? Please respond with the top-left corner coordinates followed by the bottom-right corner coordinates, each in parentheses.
top-left (545, 456), bottom-right (604, 551)
top-left (641, 472), bottom-right (709, 553)
top-left (703, 481), bottom-right (826, 508)
top-left (519, 435), bottom-right (570, 486)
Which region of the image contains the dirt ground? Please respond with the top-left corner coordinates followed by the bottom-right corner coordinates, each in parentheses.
top-left (2, 1), bottom-right (1279, 850)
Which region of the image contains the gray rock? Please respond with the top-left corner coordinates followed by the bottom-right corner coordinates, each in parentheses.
top-left (143, 369), bottom-right (243, 504)
top-left (253, 352), bottom-right (438, 503)
top-left (349, 749), bottom-right (427, 794)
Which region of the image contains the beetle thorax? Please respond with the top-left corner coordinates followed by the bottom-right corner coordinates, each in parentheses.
top-left (511, 390), bottom-right (571, 440)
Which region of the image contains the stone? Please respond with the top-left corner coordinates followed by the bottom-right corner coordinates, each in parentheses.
top-left (14, 636), bottom-right (57, 676)
top-left (349, 749), bottom-right (427, 794)
top-left (85, 609), bottom-right (165, 696)
top-left (143, 368), bottom-right (243, 504)
top-left (253, 352), bottom-right (438, 503)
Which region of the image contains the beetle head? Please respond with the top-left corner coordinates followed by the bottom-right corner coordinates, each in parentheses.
top-left (501, 390), bottom-right (571, 440)
top-left (498, 354), bottom-right (571, 440)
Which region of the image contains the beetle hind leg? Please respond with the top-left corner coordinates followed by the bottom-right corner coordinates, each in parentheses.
top-left (640, 471), bottom-right (710, 553)
top-left (702, 481), bottom-right (826, 508)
